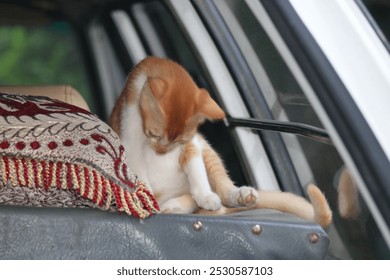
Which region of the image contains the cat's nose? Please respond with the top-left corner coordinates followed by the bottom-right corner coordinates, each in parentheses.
top-left (155, 145), bottom-right (168, 155)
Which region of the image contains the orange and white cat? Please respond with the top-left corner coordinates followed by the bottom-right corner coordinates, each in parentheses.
top-left (109, 57), bottom-right (332, 227)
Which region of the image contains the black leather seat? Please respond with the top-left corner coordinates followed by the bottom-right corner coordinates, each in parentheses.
top-left (0, 206), bottom-right (329, 259)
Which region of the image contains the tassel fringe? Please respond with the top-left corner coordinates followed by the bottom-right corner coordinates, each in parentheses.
top-left (0, 155), bottom-right (159, 218)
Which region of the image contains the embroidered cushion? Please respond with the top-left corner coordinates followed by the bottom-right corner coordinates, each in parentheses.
top-left (0, 93), bottom-right (159, 218)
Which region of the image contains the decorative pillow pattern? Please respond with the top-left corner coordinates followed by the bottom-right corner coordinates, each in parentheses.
top-left (0, 93), bottom-right (159, 218)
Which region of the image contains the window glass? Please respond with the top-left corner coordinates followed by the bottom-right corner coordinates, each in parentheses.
top-left (0, 22), bottom-right (94, 111)
top-left (214, 0), bottom-right (390, 259)
top-left (89, 19), bottom-right (125, 118)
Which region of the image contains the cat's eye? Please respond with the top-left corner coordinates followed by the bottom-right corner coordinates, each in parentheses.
top-left (147, 130), bottom-right (161, 142)
top-left (150, 135), bottom-right (161, 142)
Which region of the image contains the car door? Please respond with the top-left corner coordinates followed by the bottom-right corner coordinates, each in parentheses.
top-left (85, 0), bottom-right (390, 259)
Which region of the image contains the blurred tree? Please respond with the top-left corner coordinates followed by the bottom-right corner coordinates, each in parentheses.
top-left (0, 23), bottom-right (92, 109)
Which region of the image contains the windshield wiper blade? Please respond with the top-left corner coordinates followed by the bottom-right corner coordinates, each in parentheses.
top-left (227, 117), bottom-right (331, 145)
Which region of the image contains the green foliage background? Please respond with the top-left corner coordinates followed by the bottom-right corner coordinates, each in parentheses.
top-left (0, 23), bottom-right (92, 108)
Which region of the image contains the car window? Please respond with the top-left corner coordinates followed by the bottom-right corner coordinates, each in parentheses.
top-left (213, 0), bottom-right (390, 259)
top-left (129, 1), bottom-right (204, 78)
top-left (0, 22), bottom-right (95, 112)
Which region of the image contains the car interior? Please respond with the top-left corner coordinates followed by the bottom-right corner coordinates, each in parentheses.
top-left (0, 0), bottom-right (389, 259)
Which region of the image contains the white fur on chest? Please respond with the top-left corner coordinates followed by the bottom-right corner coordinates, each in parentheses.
top-left (121, 106), bottom-right (190, 202)
top-left (144, 145), bottom-right (189, 203)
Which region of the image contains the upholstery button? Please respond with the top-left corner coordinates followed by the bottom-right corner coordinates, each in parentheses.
top-left (192, 221), bottom-right (203, 231)
top-left (309, 233), bottom-right (320, 244)
top-left (252, 224), bottom-right (262, 235)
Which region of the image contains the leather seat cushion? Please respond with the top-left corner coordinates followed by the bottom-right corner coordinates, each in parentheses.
top-left (0, 206), bottom-right (330, 259)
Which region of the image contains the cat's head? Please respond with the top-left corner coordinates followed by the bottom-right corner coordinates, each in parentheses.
top-left (139, 65), bottom-right (225, 154)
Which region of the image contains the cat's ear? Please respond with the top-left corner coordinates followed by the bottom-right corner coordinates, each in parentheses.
top-left (148, 77), bottom-right (166, 100)
top-left (140, 77), bottom-right (165, 118)
top-left (197, 89), bottom-right (225, 120)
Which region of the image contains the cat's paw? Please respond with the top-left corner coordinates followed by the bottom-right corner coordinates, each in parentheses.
top-left (231, 186), bottom-right (259, 206)
top-left (194, 192), bottom-right (221, 211)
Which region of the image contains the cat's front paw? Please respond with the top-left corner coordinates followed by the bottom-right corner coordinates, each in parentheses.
top-left (231, 186), bottom-right (259, 206)
top-left (194, 192), bottom-right (221, 211)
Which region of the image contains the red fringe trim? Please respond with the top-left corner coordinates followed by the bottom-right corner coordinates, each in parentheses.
top-left (0, 155), bottom-right (158, 219)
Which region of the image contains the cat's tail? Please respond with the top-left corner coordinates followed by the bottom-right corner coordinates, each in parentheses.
top-left (217, 184), bottom-right (332, 228)
top-left (255, 184), bottom-right (332, 227)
